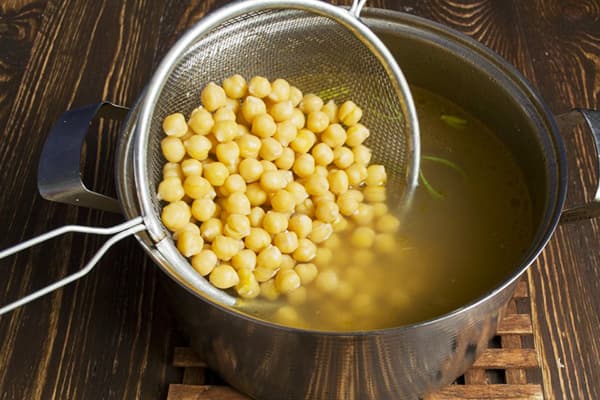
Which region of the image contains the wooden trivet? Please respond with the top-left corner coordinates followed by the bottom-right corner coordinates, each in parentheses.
top-left (167, 277), bottom-right (544, 400)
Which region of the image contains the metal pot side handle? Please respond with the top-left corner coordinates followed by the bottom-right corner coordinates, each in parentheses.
top-left (0, 102), bottom-right (146, 316)
top-left (557, 109), bottom-right (600, 223)
top-left (37, 102), bottom-right (128, 213)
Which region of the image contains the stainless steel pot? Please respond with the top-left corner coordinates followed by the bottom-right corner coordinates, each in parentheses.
top-left (1, 7), bottom-right (599, 400)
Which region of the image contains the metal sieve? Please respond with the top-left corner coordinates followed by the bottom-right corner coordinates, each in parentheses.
top-left (0, 0), bottom-right (419, 314)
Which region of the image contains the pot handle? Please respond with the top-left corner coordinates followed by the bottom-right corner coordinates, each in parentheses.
top-left (37, 102), bottom-right (129, 214)
top-left (557, 109), bottom-right (600, 223)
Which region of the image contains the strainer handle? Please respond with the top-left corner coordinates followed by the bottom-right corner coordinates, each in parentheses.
top-left (0, 217), bottom-right (145, 315)
top-left (38, 102), bottom-right (129, 214)
top-left (349, 0), bottom-right (367, 18)
top-left (557, 109), bottom-right (600, 222)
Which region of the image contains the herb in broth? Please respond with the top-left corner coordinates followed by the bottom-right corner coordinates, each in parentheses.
top-left (256, 87), bottom-right (533, 331)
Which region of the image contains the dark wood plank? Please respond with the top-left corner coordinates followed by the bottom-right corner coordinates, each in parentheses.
top-left (503, 300), bottom-right (528, 385)
top-left (168, 384), bottom-right (250, 400)
top-left (426, 384), bottom-right (544, 400)
top-left (174, 347), bottom-right (208, 368)
top-left (496, 314), bottom-right (533, 335)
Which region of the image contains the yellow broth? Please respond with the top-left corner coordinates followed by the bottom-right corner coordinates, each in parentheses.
top-left (249, 87), bottom-right (533, 331)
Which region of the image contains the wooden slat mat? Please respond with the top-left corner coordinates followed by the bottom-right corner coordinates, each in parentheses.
top-left (167, 278), bottom-right (544, 400)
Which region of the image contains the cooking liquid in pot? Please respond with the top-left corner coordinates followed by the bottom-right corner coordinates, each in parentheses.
top-left (250, 87), bottom-right (533, 331)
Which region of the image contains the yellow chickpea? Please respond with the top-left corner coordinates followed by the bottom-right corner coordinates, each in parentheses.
top-left (332, 146), bottom-right (354, 169)
top-left (201, 82), bottom-right (227, 112)
top-left (200, 218), bottom-right (223, 241)
top-left (222, 74), bottom-right (247, 99)
top-left (188, 107), bottom-right (214, 136)
top-left (248, 206), bottom-right (266, 227)
top-left (212, 120), bottom-right (238, 142)
top-left (315, 269), bottom-right (339, 293)
top-left (372, 202), bottom-right (388, 218)
top-left (162, 113), bottom-right (188, 137)
top-left (191, 249), bottom-right (218, 276)
top-left (315, 200), bottom-right (340, 223)
top-left (222, 174), bottom-right (246, 195)
top-left (261, 160), bottom-right (277, 172)
top-left (288, 214), bottom-right (312, 238)
top-left (275, 147), bottom-right (295, 170)
top-left (294, 263), bottom-right (318, 285)
top-left (337, 194), bottom-right (359, 216)
top-left (191, 198), bottom-right (216, 222)
top-left (183, 135), bottom-right (211, 161)
top-left (180, 159), bottom-right (202, 177)
top-left (268, 78), bottom-right (291, 102)
top-left (172, 222), bottom-right (200, 241)
top-left (338, 100), bottom-right (363, 126)
top-left (224, 214), bottom-right (251, 239)
top-left (351, 226), bottom-right (376, 248)
top-left (289, 108), bottom-right (306, 130)
top-left (224, 192), bottom-right (251, 215)
top-left (163, 162), bottom-right (183, 180)
top-left (259, 279), bottom-right (279, 300)
top-left (256, 245), bottom-right (283, 270)
top-left (245, 227), bottom-right (272, 252)
top-left (295, 198), bottom-right (315, 217)
top-left (309, 221), bottom-right (333, 244)
top-left (157, 177), bottom-right (184, 202)
top-left (241, 96), bottom-right (267, 123)
top-left (262, 211), bottom-right (289, 234)
top-left (248, 76), bottom-right (272, 98)
top-left (280, 254), bottom-right (296, 270)
top-left (275, 269), bottom-right (301, 294)
top-left (203, 162), bottom-right (230, 186)
top-left (332, 216), bottom-right (349, 232)
top-left (260, 137), bottom-right (284, 161)
top-left (366, 164), bottom-right (387, 186)
top-left (321, 100), bottom-right (339, 124)
top-left (212, 235), bottom-right (242, 261)
top-left (374, 233), bottom-right (396, 253)
top-left (232, 249), bottom-right (257, 270)
top-left (323, 233), bottom-right (341, 250)
top-left (213, 107), bottom-right (236, 122)
top-left (246, 183), bottom-right (268, 206)
top-left (216, 141), bottom-right (240, 166)
top-left (345, 163), bottom-right (368, 186)
top-left (260, 170), bottom-right (288, 192)
top-left (176, 231), bottom-right (204, 257)
top-left (304, 175), bottom-right (329, 196)
top-left (235, 267), bottom-right (260, 299)
top-left (293, 238), bottom-right (317, 262)
top-left (285, 181), bottom-right (309, 205)
top-left (376, 214), bottom-right (400, 233)
top-left (306, 111), bottom-right (329, 133)
top-left (209, 263), bottom-right (239, 289)
top-left (346, 123), bottom-right (370, 147)
top-left (327, 170), bottom-right (349, 195)
top-left (161, 137), bottom-right (186, 162)
top-left (183, 175), bottom-right (213, 199)
top-left (321, 124), bottom-right (347, 148)
top-left (290, 129), bottom-right (317, 153)
top-left (311, 143), bottom-right (334, 166)
top-left (289, 86), bottom-right (303, 106)
top-left (353, 203), bottom-right (375, 225)
top-left (363, 186), bottom-right (386, 203)
top-left (239, 158), bottom-right (264, 183)
top-left (252, 113), bottom-right (277, 138)
top-left (314, 247), bottom-right (333, 266)
top-left (292, 153), bottom-right (315, 178)
top-left (274, 121), bottom-right (298, 146)
top-left (352, 144), bottom-right (372, 165)
top-left (161, 201), bottom-right (191, 232)
top-left (225, 98), bottom-right (240, 113)
top-left (287, 286), bottom-right (307, 305)
top-left (274, 231), bottom-right (299, 254)
top-left (269, 100), bottom-right (294, 122)
top-left (300, 94), bottom-right (324, 114)
top-left (236, 134), bottom-right (262, 159)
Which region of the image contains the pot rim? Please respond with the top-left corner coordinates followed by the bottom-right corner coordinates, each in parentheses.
top-left (117, 8), bottom-right (567, 336)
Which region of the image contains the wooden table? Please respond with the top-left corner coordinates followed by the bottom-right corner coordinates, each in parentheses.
top-left (0, 1), bottom-right (598, 399)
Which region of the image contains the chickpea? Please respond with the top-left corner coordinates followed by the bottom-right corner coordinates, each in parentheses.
top-left (321, 100), bottom-right (338, 124)
top-left (306, 111), bottom-right (329, 133)
top-left (332, 216), bottom-right (349, 232)
top-left (212, 120), bottom-right (238, 142)
top-left (172, 222), bottom-right (200, 241)
top-left (293, 238), bottom-right (317, 262)
top-left (257, 245), bottom-right (283, 270)
top-left (293, 153), bottom-right (315, 178)
top-left (274, 231), bottom-right (299, 254)
top-left (212, 235), bottom-right (242, 261)
top-left (191, 198), bottom-right (216, 222)
top-left (203, 162), bottom-right (230, 186)
top-left (286, 181), bottom-right (309, 205)
top-left (161, 137), bottom-right (186, 162)
top-left (260, 170), bottom-right (288, 192)
top-left (311, 143), bottom-right (334, 166)
top-left (315, 269), bottom-right (339, 293)
top-left (274, 121), bottom-right (298, 146)
top-left (346, 123), bottom-right (370, 147)
top-left (245, 227), bottom-right (272, 252)
top-left (213, 107), bottom-right (236, 122)
top-left (180, 159), bottom-right (202, 177)
top-left (289, 86), bottom-right (303, 106)
top-left (328, 170), bottom-right (349, 195)
top-left (275, 269), bottom-right (301, 294)
top-left (200, 218), bottom-right (223, 241)
top-left (345, 163), bottom-right (368, 186)
top-left (182, 135), bottom-right (211, 160)
top-left (191, 249), bottom-right (218, 276)
top-left (315, 200), bottom-right (340, 223)
top-left (163, 162), bottom-right (183, 180)
top-left (261, 160), bottom-right (277, 172)
top-left (157, 177), bottom-right (184, 202)
top-left (294, 263), bottom-right (318, 285)
top-left (260, 137), bottom-right (284, 161)
top-left (262, 211), bottom-right (289, 234)
top-left (239, 158), bottom-right (264, 183)
top-left (268, 78), bottom-right (291, 102)
top-left (352, 144), bottom-right (372, 165)
top-left (374, 233), bottom-right (396, 253)
top-left (224, 214), bottom-right (251, 239)
top-left (222, 174), bottom-right (246, 195)
top-left (232, 249), bottom-right (257, 270)
top-left (350, 226), bottom-right (375, 248)
top-left (300, 94), bottom-right (324, 114)
top-left (363, 186), bottom-right (386, 203)
top-left (314, 247), bottom-right (333, 266)
top-left (248, 76), bottom-right (271, 98)
top-left (275, 147), bottom-right (295, 170)
top-left (321, 124), bottom-right (347, 148)
top-left (225, 98), bottom-right (240, 113)
top-left (241, 96), bottom-right (267, 123)
top-left (280, 254), bottom-right (296, 270)
top-left (373, 202), bottom-right (389, 218)
top-left (248, 206), bottom-right (266, 227)
top-left (176, 231), bottom-right (204, 257)
top-left (376, 214), bottom-right (400, 233)
top-left (216, 141), bottom-right (240, 166)
top-left (309, 221), bottom-right (333, 244)
top-left (353, 203), bottom-right (375, 225)
top-left (338, 100), bottom-right (362, 126)
top-left (269, 100), bottom-right (294, 122)
top-left (235, 267), bottom-right (260, 299)
top-left (161, 201), bottom-right (191, 232)
top-left (222, 74), bottom-right (247, 99)
top-left (332, 146), bottom-right (354, 169)
top-left (287, 286), bottom-right (307, 305)
top-left (259, 279), bottom-right (279, 300)
top-left (295, 198), bottom-right (315, 217)
top-left (236, 134), bottom-right (262, 159)
top-left (201, 82), bottom-right (227, 112)
top-left (289, 108), bottom-right (306, 130)
top-left (290, 129), bottom-right (317, 153)
top-left (254, 266), bottom-right (278, 283)
top-left (304, 175), bottom-right (329, 196)
top-left (366, 164), bottom-right (387, 186)
top-left (209, 263), bottom-right (239, 289)
top-left (162, 113), bottom-right (188, 137)
top-left (246, 183), bottom-right (268, 206)
top-left (252, 113), bottom-right (277, 138)
top-left (269, 190), bottom-right (294, 213)
top-left (224, 192), bottom-right (251, 215)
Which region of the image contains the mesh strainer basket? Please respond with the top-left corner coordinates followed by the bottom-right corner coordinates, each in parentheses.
top-left (0, 0), bottom-right (419, 313)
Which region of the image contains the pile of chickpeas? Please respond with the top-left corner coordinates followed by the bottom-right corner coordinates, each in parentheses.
top-left (158, 75), bottom-right (400, 318)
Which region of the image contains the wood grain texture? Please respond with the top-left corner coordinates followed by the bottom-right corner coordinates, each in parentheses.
top-left (167, 385), bottom-right (250, 400)
top-left (0, 1), bottom-right (599, 400)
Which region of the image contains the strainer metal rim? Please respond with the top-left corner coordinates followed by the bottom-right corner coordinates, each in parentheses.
top-left (133, 0), bottom-right (420, 304)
